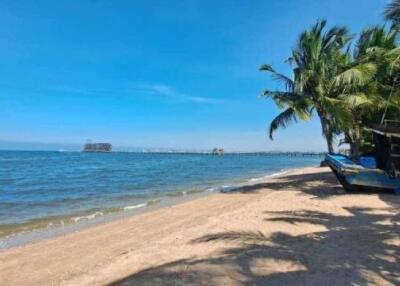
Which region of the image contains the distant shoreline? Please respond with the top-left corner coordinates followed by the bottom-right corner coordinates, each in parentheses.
top-left (0, 149), bottom-right (326, 155)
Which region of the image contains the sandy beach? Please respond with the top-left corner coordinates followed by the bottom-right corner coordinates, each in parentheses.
top-left (1, 167), bottom-right (399, 285)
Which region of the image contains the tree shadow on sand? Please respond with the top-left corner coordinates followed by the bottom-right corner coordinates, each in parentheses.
top-left (230, 169), bottom-right (394, 198)
top-left (230, 170), bottom-right (345, 198)
top-left (108, 205), bottom-right (400, 286)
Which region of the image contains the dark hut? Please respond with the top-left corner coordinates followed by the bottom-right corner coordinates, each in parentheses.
top-left (371, 121), bottom-right (400, 177)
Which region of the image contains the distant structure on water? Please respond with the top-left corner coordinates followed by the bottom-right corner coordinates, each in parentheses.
top-left (212, 148), bottom-right (224, 155)
top-left (83, 142), bottom-right (112, 152)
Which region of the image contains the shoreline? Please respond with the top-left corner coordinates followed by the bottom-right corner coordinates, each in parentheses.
top-left (1, 166), bottom-right (399, 286)
top-left (0, 167), bottom-right (297, 250)
top-left (0, 188), bottom-right (213, 250)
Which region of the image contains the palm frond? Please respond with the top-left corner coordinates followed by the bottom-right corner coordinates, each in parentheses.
top-left (338, 93), bottom-right (375, 109)
top-left (261, 90), bottom-right (311, 110)
top-left (323, 26), bottom-right (351, 50)
top-left (385, 0), bottom-right (400, 28)
top-left (320, 96), bottom-right (353, 130)
top-left (385, 47), bottom-right (400, 71)
top-left (268, 108), bottom-right (298, 140)
top-left (259, 64), bottom-right (275, 72)
top-left (312, 19), bottom-right (327, 38)
top-left (355, 26), bottom-right (397, 59)
top-left (333, 63), bottom-right (377, 87)
top-left (260, 64), bottom-right (295, 91)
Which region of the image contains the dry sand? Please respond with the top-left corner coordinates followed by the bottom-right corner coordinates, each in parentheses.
top-left (0, 167), bottom-right (399, 285)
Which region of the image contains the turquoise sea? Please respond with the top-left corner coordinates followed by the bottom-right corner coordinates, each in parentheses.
top-left (0, 151), bottom-right (323, 242)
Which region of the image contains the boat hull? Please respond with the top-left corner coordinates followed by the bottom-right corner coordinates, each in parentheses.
top-left (325, 154), bottom-right (400, 194)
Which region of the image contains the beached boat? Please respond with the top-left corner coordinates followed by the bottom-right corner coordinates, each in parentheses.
top-left (325, 121), bottom-right (400, 194)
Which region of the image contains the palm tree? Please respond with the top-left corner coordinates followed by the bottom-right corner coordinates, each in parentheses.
top-left (261, 20), bottom-right (351, 153)
top-left (333, 26), bottom-right (398, 158)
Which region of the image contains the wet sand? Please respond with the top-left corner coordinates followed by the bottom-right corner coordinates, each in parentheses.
top-left (1, 167), bottom-right (399, 285)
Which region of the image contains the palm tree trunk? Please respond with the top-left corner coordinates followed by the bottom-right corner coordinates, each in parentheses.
top-left (326, 124), bottom-right (334, 154)
top-left (317, 109), bottom-right (334, 153)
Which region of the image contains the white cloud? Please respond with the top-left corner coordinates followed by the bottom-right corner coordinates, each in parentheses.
top-left (134, 83), bottom-right (221, 104)
top-left (49, 83), bottom-right (221, 104)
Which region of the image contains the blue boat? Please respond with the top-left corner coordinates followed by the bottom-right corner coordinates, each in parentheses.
top-left (325, 122), bottom-right (400, 195)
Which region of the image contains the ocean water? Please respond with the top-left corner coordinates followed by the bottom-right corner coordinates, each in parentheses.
top-left (0, 151), bottom-right (323, 241)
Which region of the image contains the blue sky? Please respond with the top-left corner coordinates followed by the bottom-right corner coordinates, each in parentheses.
top-left (0, 0), bottom-right (389, 151)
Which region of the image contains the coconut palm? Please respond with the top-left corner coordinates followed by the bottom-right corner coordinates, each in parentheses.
top-left (261, 20), bottom-right (351, 153)
top-left (333, 26), bottom-right (399, 158)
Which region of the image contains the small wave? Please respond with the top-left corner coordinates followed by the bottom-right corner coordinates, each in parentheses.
top-left (166, 188), bottom-right (205, 197)
top-left (220, 170), bottom-right (289, 193)
top-left (123, 203), bottom-right (147, 210)
top-left (218, 185), bottom-right (236, 193)
top-left (247, 170), bottom-right (288, 183)
top-left (205, 185), bottom-right (235, 193)
top-left (268, 170), bottom-right (289, 177)
top-left (71, 211), bottom-right (103, 223)
top-left (123, 199), bottom-right (160, 210)
top-left (146, 199), bottom-right (160, 206)
top-left (219, 185), bottom-right (237, 193)
top-left (205, 171), bottom-right (289, 194)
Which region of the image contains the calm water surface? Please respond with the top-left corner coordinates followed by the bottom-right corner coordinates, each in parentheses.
top-left (0, 151), bottom-right (323, 238)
